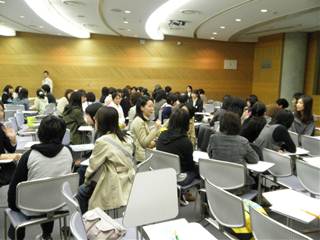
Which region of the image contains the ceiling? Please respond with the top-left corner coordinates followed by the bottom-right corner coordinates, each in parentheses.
top-left (0, 0), bottom-right (319, 42)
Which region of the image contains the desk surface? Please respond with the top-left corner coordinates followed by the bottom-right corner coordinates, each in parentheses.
top-left (70, 144), bottom-right (94, 152)
top-left (193, 151), bottom-right (209, 163)
top-left (283, 147), bottom-right (309, 156)
top-left (302, 157), bottom-right (320, 168)
top-left (143, 218), bottom-right (217, 240)
top-left (247, 161), bottom-right (274, 173)
top-left (78, 126), bottom-right (94, 131)
top-left (263, 189), bottom-right (320, 223)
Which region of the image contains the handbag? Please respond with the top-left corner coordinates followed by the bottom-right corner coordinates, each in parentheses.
top-left (83, 207), bottom-right (126, 240)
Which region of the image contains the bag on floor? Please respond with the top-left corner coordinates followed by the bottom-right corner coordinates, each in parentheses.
top-left (83, 207), bottom-right (126, 240)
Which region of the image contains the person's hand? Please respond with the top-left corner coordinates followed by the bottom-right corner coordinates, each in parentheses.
top-left (74, 159), bottom-right (81, 166)
top-left (1, 126), bottom-right (17, 145)
top-left (155, 120), bottom-right (161, 128)
top-left (0, 153), bottom-right (21, 161)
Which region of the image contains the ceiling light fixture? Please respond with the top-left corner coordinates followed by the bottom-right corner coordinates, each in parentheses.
top-left (20, 16), bottom-right (25, 18)
top-left (145, 0), bottom-right (191, 40)
top-left (0, 25), bottom-right (16, 36)
top-left (0, 0), bottom-right (6, 4)
top-left (39, 25), bottom-right (44, 28)
top-left (210, 37), bottom-right (215, 40)
top-left (212, 32), bottom-right (217, 35)
top-left (235, 18), bottom-right (241, 22)
top-left (260, 9), bottom-right (268, 13)
top-left (220, 26), bottom-right (225, 29)
top-left (123, 21), bottom-right (129, 24)
top-left (24, 0), bottom-right (90, 38)
top-left (124, 10), bottom-right (131, 14)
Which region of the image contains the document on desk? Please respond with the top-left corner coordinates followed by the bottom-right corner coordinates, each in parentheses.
top-left (263, 189), bottom-right (320, 223)
top-left (302, 157), bottom-right (320, 168)
top-left (283, 147), bottom-right (309, 156)
top-left (193, 151), bottom-right (209, 163)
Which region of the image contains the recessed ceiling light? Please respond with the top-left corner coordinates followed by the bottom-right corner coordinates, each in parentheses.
top-left (127, 29), bottom-right (131, 31)
top-left (210, 37), bottom-right (215, 40)
top-left (39, 26), bottom-right (44, 28)
top-left (235, 18), bottom-right (241, 22)
top-left (260, 9), bottom-right (268, 13)
top-left (0, 1), bottom-right (6, 4)
top-left (212, 32), bottom-right (217, 35)
top-left (20, 16), bottom-right (25, 18)
top-left (123, 21), bottom-right (129, 24)
top-left (124, 10), bottom-right (131, 14)
top-left (220, 26), bottom-right (225, 29)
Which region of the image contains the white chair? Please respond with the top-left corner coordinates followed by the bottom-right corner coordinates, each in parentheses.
top-left (123, 168), bottom-right (178, 239)
top-left (4, 173), bottom-right (79, 240)
top-left (199, 158), bottom-right (257, 200)
top-left (147, 149), bottom-right (201, 200)
top-left (14, 111), bottom-right (25, 130)
top-left (263, 148), bottom-right (305, 191)
top-left (204, 104), bottom-right (214, 113)
top-left (44, 103), bottom-right (56, 115)
top-left (296, 160), bottom-right (320, 197)
top-left (136, 159), bottom-right (151, 173)
top-left (249, 206), bottom-right (311, 240)
top-left (4, 110), bottom-right (16, 122)
top-left (61, 182), bottom-right (87, 240)
top-left (4, 104), bottom-right (25, 111)
top-left (205, 179), bottom-right (246, 235)
top-left (62, 129), bottom-right (71, 145)
top-left (301, 135), bottom-right (320, 156)
top-left (288, 131), bottom-right (300, 147)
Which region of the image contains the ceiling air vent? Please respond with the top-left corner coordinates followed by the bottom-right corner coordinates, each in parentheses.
top-left (62, 1), bottom-right (85, 6)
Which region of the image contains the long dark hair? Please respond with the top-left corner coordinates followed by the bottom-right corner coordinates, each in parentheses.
top-left (95, 106), bottom-right (127, 141)
top-left (69, 91), bottom-right (83, 110)
top-left (18, 88), bottom-right (28, 100)
top-left (135, 95), bottom-right (152, 121)
top-left (295, 95), bottom-right (313, 123)
top-left (168, 107), bottom-right (190, 134)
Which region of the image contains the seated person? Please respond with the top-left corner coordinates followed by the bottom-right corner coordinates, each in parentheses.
top-left (207, 112), bottom-right (259, 193)
top-left (0, 101), bottom-right (19, 186)
top-left (276, 98), bottom-right (289, 109)
top-left (7, 115), bottom-right (73, 240)
top-left (255, 109), bottom-right (296, 153)
top-left (156, 107), bottom-right (198, 186)
top-left (240, 102), bottom-right (267, 143)
top-left (77, 107), bottom-right (135, 213)
top-left (290, 95), bottom-right (315, 136)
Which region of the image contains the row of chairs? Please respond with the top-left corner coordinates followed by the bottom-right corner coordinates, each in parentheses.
top-left (289, 131), bottom-right (320, 156)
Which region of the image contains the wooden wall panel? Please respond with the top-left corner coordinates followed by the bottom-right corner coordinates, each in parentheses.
top-left (0, 32), bottom-right (254, 99)
top-left (252, 34), bottom-right (284, 104)
top-left (304, 32), bottom-right (320, 128)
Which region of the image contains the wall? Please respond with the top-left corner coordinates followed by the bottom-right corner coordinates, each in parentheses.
top-left (252, 34), bottom-right (284, 104)
top-left (280, 32), bottom-right (308, 107)
top-left (0, 32), bottom-right (254, 99)
top-left (304, 32), bottom-right (320, 128)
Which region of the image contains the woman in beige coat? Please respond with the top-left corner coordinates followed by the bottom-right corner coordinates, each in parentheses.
top-left (130, 96), bottom-right (161, 162)
top-left (78, 106), bottom-right (135, 212)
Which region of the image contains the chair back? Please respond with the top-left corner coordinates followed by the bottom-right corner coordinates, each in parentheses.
top-left (147, 149), bottom-right (181, 174)
top-left (301, 135), bottom-right (320, 156)
top-left (296, 160), bottom-right (320, 196)
top-left (205, 179), bottom-right (245, 228)
top-left (61, 181), bottom-right (80, 214)
top-left (17, 173), bottom-right (79, 213)
top-left (62, 129), bottom-right (71, 145)
top-left (7, 117), bottom-right (18, 132)
top-left (263, 148), bottom-right (292, 177)
top-left (4, 110), bottom-right (16, 121)
top-left (4, 104), bottom-right (25, 111)
top-left (250, 206), bottom-right (311, 240)
top-left (136, 159), bottom-right (151, 173)
top-left (199, 158), bottom-right (245, 190)
top-left (288, 131), bottom-right (300, 147)
top-left (15, 111), bottom-right (25, 130)
top-left (204, 104), bottom-right (214, 113)
top-left (70, 212), bottom-right (87, 240)
top-left (197, 124), bottom-right (215, 152)
top-left (123, 168), bottom-right (178, 227)
top-left (44, 103), bottom-right (56, 115)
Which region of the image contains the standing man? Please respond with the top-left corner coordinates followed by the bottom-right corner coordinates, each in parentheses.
top-left (42, 70), bottom-right (53, 93)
